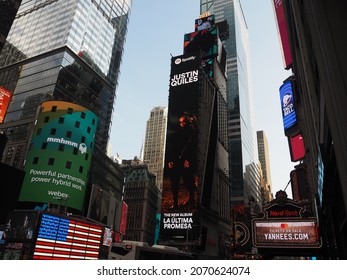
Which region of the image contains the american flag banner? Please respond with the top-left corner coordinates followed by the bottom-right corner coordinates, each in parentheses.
top-left (33, 214), bottom-right (103, 260)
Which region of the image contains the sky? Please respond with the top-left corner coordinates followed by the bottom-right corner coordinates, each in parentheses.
top-left (109, 0), bottom-right (295, 197)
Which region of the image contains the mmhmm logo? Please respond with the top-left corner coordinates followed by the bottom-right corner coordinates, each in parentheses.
top-left (47, 137), bottom-right (87, 154)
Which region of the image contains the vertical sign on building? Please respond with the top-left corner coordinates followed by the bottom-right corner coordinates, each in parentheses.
top-left (119, 201), bottom-right (128, 235)
top-left (160, 53), bottom-right (201, 243)
top-left (19, 101), bottom-right (98, 211)
top-left (0, 86), bottom-right (12, 123)
top-left (273, 0), bottom-right (292, 69)
top-left (279, 80), bottom-right (297, 133)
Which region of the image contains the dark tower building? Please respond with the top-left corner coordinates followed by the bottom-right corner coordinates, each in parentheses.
top-left (276, 0), bottom-right (347, 259)
top-left (159, 14), bottom-right (231, 259)
top-left (0, 1), bottom-right (131, 218)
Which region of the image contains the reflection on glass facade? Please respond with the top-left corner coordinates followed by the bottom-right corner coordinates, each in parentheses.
top-left (0, 0), bottom-right (131, 168)
top-left (0, 0), bottom-right (22, 53)
top-left (200, 0), bottom-right (261, 206)
top-left (0, 0), bottom-right (131, 86)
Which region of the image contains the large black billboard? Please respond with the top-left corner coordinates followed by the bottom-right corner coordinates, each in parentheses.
top-left (160, 54), bottom-right (201, 243)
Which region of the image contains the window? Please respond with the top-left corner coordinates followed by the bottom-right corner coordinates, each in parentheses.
top-left (51, 106), bottom-right (57, 112)
top-left (67, 108), bottom-right (73, 114)
top-left (81, 136), bottom-right (86, 143)
top-left (58, 144), bottom-right (65, 152)
top-left (79, 166), bottom-right (83, 173)
top-left (50, 128), bottom-right (56, 135)
top-left (66, 131), bottom-right (72, 138)
top-left (32, 157), bottom-right (39, 164)
top-left (65, 161), bottom-right (72, 169)
top-left (87, 126), bottom-right (91, 133)
top-left (58, 117), bottom-right (65, 124)
top-left (41, 143), bottom-right (48, 149)
top-left (44, 116), bottom-right (50, 123)
top-left (48, 158), bottom-right (55, 165)
top-left (73, 147), bottom-right (78, 155)
top-left (81, 112), bottom-right (86, 119)
top-left (36, 128), bottom-right (42, 135)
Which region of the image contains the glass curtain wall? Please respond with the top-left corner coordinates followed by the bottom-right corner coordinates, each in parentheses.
top-left (200, 0), bottom-right (261, 206)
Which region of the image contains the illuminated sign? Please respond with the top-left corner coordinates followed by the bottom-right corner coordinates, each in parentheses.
top-left (0, 86), bottom-right (12, 123)
top-left (19, 101), bottom-right (98, 210)
top-left (289, 133), bottom-right (305, 161)
top-left (253, 220), bottom-right (320, 248)
top-left (273, 0), bottom-right (292, 69)
top-left (195, 15), bottom-right (215, 31)
top-left (119, 202), bottom-right (128, 235)
top-left (160, 54), bottom-right (201, 243)
top-left (279, 80), bottom-right (297, 131)
top-left (33, 213), bottom-right (102, 260)
top-left (103, 227), bottom-right (113, 247)
top-left (4, 211), bottom-right (39, 241)
top-left (184, 26), bottom-right (218, 58)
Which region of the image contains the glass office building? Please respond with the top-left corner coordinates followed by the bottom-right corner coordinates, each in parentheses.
top-left (0, 0), bottom-right (131, 215)
top-left (0, 0), bottom-right (131, 165)
top-left (200, 0), bottom-right (261, 206)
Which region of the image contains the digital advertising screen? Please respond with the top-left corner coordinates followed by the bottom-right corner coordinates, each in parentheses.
top-left (160, 54), bottom-right (201, 243)
top-left (19, 101), bottom-right (98, 211)
top-left (103, 227), bottom-right (113, 247)
top-left (184, 26), bottom-right (218, 59)
top-left (273, 0), bottom-right (292, 69)
top-left (33, 213), bottom-right (103, 260)
top-left (252, 220), bottom-right (320, 248)
top-left (195, 14), bottom-right (215, 31)
top-left (289, 133), bottom-right (305, 162)
top-left (279, 80), bottom-right (297, 132)
top-left (0, 86), bottom-right (12, 123)
top-left (88, 184), bottom-right (109, 224)
top-left (4, 210), bottom-right (39, 241)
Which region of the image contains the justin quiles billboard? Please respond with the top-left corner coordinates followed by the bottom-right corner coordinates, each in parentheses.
top-left (160, 54), bottom-right (200, 242)
top-left (19, 101), bottom-right (98, 211)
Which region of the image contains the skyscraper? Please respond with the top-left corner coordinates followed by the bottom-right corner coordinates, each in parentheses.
top-left (0, 0), bottom-right (22, 53)
top-left (257, 130), bottom-right (273, 203)
top-left (278, 0), bottom-right (347, 259)
top-left (0, 0), bottom-right (131, 214)
top-left (159, 14), bottom-right (231, 258)
top-left (143, 106), bottom-right (167, 192)
top-left (200, 0), bottom-right (261, 207)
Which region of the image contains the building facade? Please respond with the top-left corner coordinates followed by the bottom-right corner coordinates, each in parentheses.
top-left (143, 106), bottom-right (167, 192)
top-left (257, 130), bottom-right (273, 204)
top-left (159, 14), bottom-right (231, 259)
top-left (200, 0), bottom-right (261, 207)
top-left (0, 0), bottom-right (22, 53)
top-left (0, 0), bottom-right (131, 217)
top-left (279, 0), bottom-right (347, 259)
top-left (122, 163), bottom-right (160, 245)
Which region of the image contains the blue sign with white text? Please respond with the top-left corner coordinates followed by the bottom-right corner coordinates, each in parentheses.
top-left (280, 80), bottom-right (297, 131)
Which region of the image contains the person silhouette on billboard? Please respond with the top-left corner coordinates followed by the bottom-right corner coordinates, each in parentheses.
top-left (166, 112), bottom-right (198, 210)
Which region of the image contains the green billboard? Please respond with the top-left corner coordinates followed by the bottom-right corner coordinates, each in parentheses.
top-left (19, 101), bottom-right (98, 210)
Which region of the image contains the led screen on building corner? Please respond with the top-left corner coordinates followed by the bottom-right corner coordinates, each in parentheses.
top-left (160, 54), bottom-right (201, 243)
top-left (19, 101), bottom-right (98, 211)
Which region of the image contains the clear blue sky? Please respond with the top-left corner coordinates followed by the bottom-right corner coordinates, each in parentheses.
top-left (110, 0), bottom-right (295, 196)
